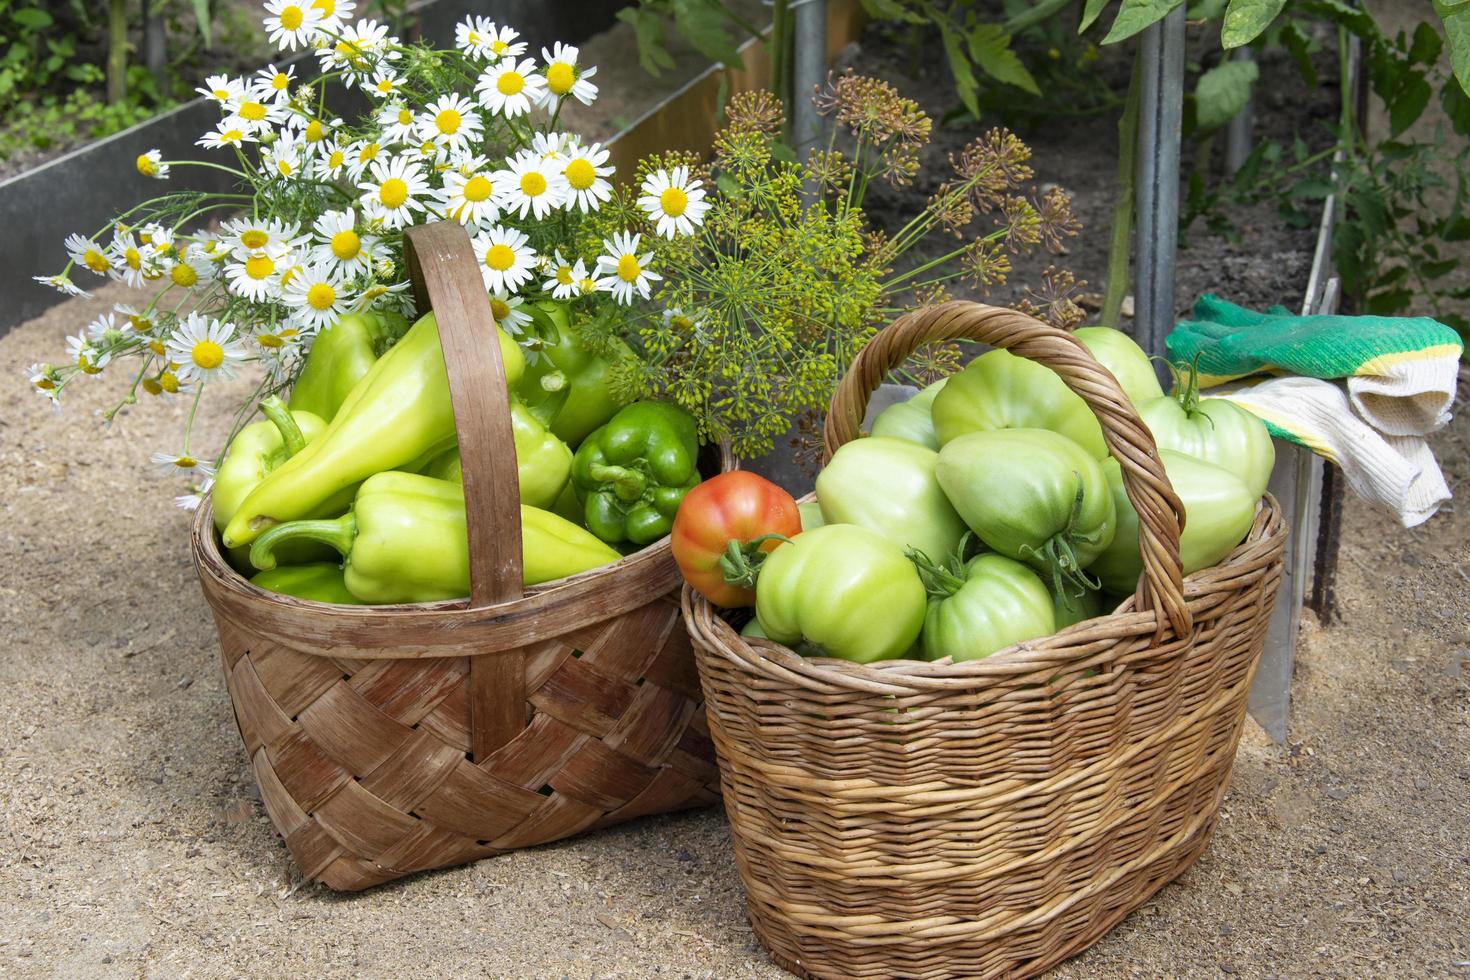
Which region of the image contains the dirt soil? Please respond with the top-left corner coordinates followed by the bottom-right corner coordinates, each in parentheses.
top-left (2, 17), bottom-right (1467, 980)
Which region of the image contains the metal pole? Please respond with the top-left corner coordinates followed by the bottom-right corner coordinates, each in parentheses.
top-left (791, 0), bottom-right (828, 158)
top-left (1134, 6), bottom-right (1186, 377)
top-left (1224, 47), bottom-right (1255, 175)
top-left (145, 0), bottom-right (168, 87)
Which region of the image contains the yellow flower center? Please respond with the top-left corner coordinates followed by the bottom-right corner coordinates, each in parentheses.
top-left (142, 377), bottom-right (162, 395)
top-left (78, 354), bottom-right (100, 374)
top-left (139, 230), bottom-right (154, 245)
top-left (277, 158), bottom-right (294, 176)
top-left (496, 71), bottom-right (525, 96)
top-left (279, 5), bottom-right (303, 30)
top-left (173, 456), bottom-right (199, 470)
top-left (359, 142), bottom-right (379, 163)
top-left (379, 177), bottom-right (408, 208)
top-left (170, 263), bottom-right (198, 287)
top-left (257, 333), bottom-right (284, 349)
top-left (191, 340), bottom-right (224, 370)
top-left (280, 265), bottom-right (300, 286)
top-left (272, 72), bottom-right (290, 91)
top-left (462, 175), bottom-right (493, 202)
top-left (240, 230), bottom-right (269, 249)
top-left (136, 154), bottom-right (157, 176)
top-left (616, 254), bottom-right (641, 282)
top-left (245, 255), bottom-right (275, 280)
top-left (221, 129), bottom-right (244, 144)
top-left (306, 283), bottom-right (337, 310)
top-left (124, 247), bottom-right (142, 270)
top-left (83, 249), bottom-right (110, 273)
top-left (419, 140), bottom-right (438, 157)
top-left (397, 109), bottom-right (413, 126)
top-left (564, 158), bottom-right (595, 190)
top-left (555, 267), bottom-right (573, 285)
top-left (375, 78), bottom-right (393, 94)
top-left (327, 149), bottom-right (344, 169)
top-left (304, 119), bottom-right (325, 142)
top-left (310, 0), bottom-right (333, 13)
top-left (160, 372), bottom-right (179, 393)
top-left (149, 340), bottom-right (167, 355)
top-left (212, 87), bottom-right (229, 100)
top-left (129, 315), bottom-right (152, 331)
top-left (239, 101), bottom-right (267, 121)
top-left (519, 171), bottom-right (547, 197)
top-left (330, 229), bottom-right (361, 259)
top-left (659, 187), bottom-right (689, 217)
top-left (491, 39), bottom-right (508, 54)
top-left (435, 108), bottom-right (462, 134)
top-left (484, 244), bottom-right (515, 271)
top-left (546, 63), bottom-right (575, 96)
top-left (490, 297), bottom-right (510, 320)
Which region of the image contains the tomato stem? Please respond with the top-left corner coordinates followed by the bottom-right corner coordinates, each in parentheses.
top-left (718, 533), bottom-right (792, 589)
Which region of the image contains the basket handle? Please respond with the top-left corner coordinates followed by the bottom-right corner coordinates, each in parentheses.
top-left (823, 301), bottom-right (1192, 639)
top-left (403, 221), bottom-right (526, 760)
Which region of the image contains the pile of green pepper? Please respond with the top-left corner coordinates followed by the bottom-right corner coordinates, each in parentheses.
top-left (217, 300), bottom-right (704, 604)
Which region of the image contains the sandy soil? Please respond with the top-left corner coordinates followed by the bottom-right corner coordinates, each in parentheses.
top-left (1, 13), bottom-right (1467, 980)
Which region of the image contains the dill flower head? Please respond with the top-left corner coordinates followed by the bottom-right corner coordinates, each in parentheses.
top-left (725, 90), bottom-right (785, 136)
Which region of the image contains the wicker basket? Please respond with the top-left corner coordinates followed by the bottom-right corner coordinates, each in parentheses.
top-left (193, 222), bottom-right (723, 891)
top-left (685, 301), bottom-right (1289, 979)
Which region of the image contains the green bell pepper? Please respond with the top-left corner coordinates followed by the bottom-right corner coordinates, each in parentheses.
top-left (250, 562), bottom-right (364, 604)
top-left (518, 301), bottom-right (632, 446)
top-left (422, 398), bottom-right (573, 509)
top-left (248, 471), bottom-right (622, 603)
top-left (571, 400), bottom-right (701, 547)
top-left (213, 396), bottom-right (327, 533)
top-left (289, 310), bottom-right (409, 421)
top-left (222, 311), bottom-right (524, 548)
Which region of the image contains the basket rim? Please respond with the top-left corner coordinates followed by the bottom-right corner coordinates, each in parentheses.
top-left (684, 492), bottom-right (1287, 696)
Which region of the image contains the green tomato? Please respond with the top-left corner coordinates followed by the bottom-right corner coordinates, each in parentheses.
top-left (1138, 394), bottom-right (1275, 500)
top-left (756, 524), bottom-right (926, 663)
top-left (936, 429), bottom-right (1117, 589)
top-left (920, 553), bottom-right (1056, 662)
top-left (870, 379), bottom-right (947, 449)
top-left (931, 349), bottom-right (1108, 458)
top-left (1090, 450), bottom-right (1259, 594)
top-left (816, 437), bottom-right (968, 562)
top-left (1052, 582), bottom-right (1103, 628)
top-left (797, 501), bottom-right (826, 532)
top-left (1074, 326), bottom-right (1165, 406)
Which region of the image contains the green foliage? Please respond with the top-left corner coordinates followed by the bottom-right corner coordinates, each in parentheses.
top-left (1434, 0), bottom-right (1470, 95)
top-left (1194, 57), bottom-right (1258, 129)
top-left (1220, 0), bottom-right (1288, 49)
top-left (1101, 0), bottom-right (1185, 44)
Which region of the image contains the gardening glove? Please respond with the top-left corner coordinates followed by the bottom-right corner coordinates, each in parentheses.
top-left (1168, 294), bottom-right (1463, 436)
top-left (1206, 377), bottom-right (1450, 528)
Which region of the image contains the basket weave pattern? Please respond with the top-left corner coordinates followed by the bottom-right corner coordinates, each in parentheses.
top-left (194, 223), bottom-right (721, 890)
top-left (686, 301), bottom-right (1289, 979)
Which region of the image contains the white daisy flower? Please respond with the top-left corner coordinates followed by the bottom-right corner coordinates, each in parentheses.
top-left (221, 216), bottom-right (305, 259)
top-left (66, 234), bottom-right (114, 277)
top-left (196, 73), bottom-right (245, 104)
top-left (317, 18), bottom-right (398, 80)
top-left (86, 311), bottom-right (123, 344)
top-left (137, 223), bottom-right (174, 255)
top-left (345, 138), bottom-right (385, 181)
top-left (639, 166), bottom-right (710, 238)
top-left (360, 279), bottom-right (413, 316)
top-left (436, 160), bottom-right (500, 226)
top-left (151, 451), bottom-right (218, 479)
top-left (225, 91), bottom-right (286, 132)
top-left (595, 231), bottom-right (661, 305)
top-left (455, 16), bottom-right (496, 58)
top-left (488, 290), bottom-right (530, 335)
top-left (308, 0), bottom-right (354, 29)
top-left (475, 57), bottom-right (545, 118)
top-left (365, 66), bottom-right (402, 99)
top-left (107, 231), bottom-right (155, 288)
top-left (470, 225), bottom-right (537, 294)
top-left (196, 119), bottom-right (257, 150)
top-left (66, 333), bottom-right (109, 374)
top-left (376, 103), bottom-right (418, 144)
top-left (264, 0), bottom-right (322, 50)
top-left (254, 63), bottom-right (297, 104)
top-left (539, 43), bottom-right (598, 108)
top-left (260, 132), bottom-right (307, 181)
top-left (530, 131), bottom-right (573, 163)
top-left (282, 260), bottom-right (356, 330)
top-left (252, 321), bottom-right (309, 352)
top-left (417, 94), bottom-right (482, 153)
top-left (114, 304), bottom-right (156, 334)
top-left (310, 208), bottom-right (381, 277)
top-left (223, 250), bottom-right (286, 302)
top-left (135, 149), bottom-right (169, 179)
top-left (560, 141), bottom-right (614, 212)
top-left (165, 313), bottom-right (248, 384)
top-left (482, 23), bottom-right (525, 62)
top-left (357, 154), bottom-right (431, 229)
top-left (297, 114), bottom-right (339, 148)
top-left (541, 250), bottom-right (586, 300)
top-left (314, 139), bottom-right (347, 179)
top-left (174, 477), bottom-right (214, 511)
top-left (495, 150), bottom-right (567, 220)
top-left (165, 249), bottom-right (215, 289)
top-left (34, 273), bottom-right (87, 297)
top-left (27, 363), bottom-right (60, 399)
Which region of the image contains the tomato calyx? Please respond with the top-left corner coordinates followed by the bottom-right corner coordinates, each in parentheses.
top-left (1018, 473), bottom-right (1104, 596)
top-left (1160, 353), bottom-right (1216, 427)
top-left (906, 533), bottom-right (977, 600)
top-left (718, 533), bottom-right (793, 590)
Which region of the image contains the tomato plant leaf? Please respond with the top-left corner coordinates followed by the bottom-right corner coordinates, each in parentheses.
top-left (1220, 0), bottom-right (1286, 49)
top-left (1389, 74), bottom-right (1432, 135)
top-left (1102, 0), bottom-right (1185, 44)
top-left (618, 7), bottom-right (676, 77)
top-left (1194, 58), bottom-right (1259, 129)
top-left (1442, 74), bottom-right (1470, 136)
top-left (1280, 19), bottom-right (1318, 86)
top-left (671, 0), bottom-right (743, 66)
top-left (1080, 0), bottom-right (1111, 33)
top-left (857, 0), bottom-right (926, 24)
top-left (1434, 0), bottom-right (1470, 95)
top-left (967, 23), bottom-right (1042, 96)
top-left (938, 21), bottom-right (980, 116)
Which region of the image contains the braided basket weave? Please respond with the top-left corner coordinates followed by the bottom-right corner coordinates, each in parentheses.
top-left (193, 222), bottom-right (723, 890)
top-left (685, 302), bottom-right (1288, 979)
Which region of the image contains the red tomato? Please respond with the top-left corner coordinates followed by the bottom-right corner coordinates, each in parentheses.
top-left (671, 471), bottom-right (801, 608)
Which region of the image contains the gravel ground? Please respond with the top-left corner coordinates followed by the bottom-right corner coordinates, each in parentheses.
top-left (1, 10), bottom-right (1467, 980)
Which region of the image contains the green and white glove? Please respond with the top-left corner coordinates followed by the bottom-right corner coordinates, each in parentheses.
top-left (1167, 294), bottom-right (1463, 436)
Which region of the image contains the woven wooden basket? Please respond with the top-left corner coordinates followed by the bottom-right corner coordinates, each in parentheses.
top-left (685, 301), bottom-right (1289, 979)
top-left (192, 222), bottom-right (723, 890)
